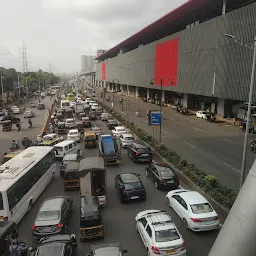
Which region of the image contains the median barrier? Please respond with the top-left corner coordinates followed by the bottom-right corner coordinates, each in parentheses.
top-left (96, 99), bottom-right (233, 221)
top-left (40, 101), bottom-right (56, 136)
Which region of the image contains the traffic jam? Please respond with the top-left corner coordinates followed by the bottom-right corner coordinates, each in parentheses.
top-left (0, 91), bottom-right (221, 256)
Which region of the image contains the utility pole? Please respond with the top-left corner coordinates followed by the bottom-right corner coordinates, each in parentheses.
top-left (26, 77), bottom-right (29, 97)
top-left (18, 76), bottom-right (20, 99)
top-left (1, 74), bottom-right (4, 104)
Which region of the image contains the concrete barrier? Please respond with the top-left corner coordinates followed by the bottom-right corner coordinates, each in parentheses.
top-left (40, 101), bottom-right (56, 136)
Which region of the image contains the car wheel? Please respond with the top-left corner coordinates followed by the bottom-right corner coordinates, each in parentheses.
top-left (145, 169), bottom-right (148, 177)
top-left (154, 180), bottom-right (159, 189)
top-left (28, 200), bottom-right (33, 212)
top-left (183, 218), bottom-right (189, 229)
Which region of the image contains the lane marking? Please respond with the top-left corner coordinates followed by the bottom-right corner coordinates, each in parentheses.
top-left (224, 138), bottom-right (237, 145)
top-left (224, 162), bottom-right (240, 173)
top-left (162, 129), bottom-right (168, 133)
top-left (184, 141), bottom-right (197, 148)
top-left (193, 127), bottom-right (204, 132)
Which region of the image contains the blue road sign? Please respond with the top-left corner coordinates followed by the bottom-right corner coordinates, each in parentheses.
top-left (151, 111), bottom-right (161, 126)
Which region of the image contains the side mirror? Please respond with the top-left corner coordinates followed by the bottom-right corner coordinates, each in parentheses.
top-left (123, 249), bottom-right (128, 253)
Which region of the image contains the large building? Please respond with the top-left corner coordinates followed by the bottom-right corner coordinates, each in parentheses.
top-left (81, 55), bottom-right (96, 72)
top-left (95, 0), bottom-right (256, 116)
top-left (97, 50), bottom-right (107, 57)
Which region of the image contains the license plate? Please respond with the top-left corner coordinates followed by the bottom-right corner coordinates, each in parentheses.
top-left (166, 249), bottom-right (177, 254)
top-left (41, 227), bottom-right (52, 232)
top-left (204, 220), bottom-right (215, 225)
top-left (131, 196), bottom-right (139, 199)
top-left (141, 154), bottom-right (149, 157)
top-left (167, 181), bottom-right (174, 183)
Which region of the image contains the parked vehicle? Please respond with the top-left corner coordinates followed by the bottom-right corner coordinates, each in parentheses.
top-left (67, 129), bottom-right (81, 143)
top-left (32, 196), bottom-right (73, 240)
top-left (65, 118), bottom-right (76, 129)
top-left (37, 103), bottom-right (45, 109)
top-left (64, 162), bottom-right (80, 190)
top-left (60, 153), bottom-right (79, 176)
top-left (115, 173), bottom-right (146, 203)
top-left (84, 131), bottom-right (97, 148)
top-left (135, 210), bottom-right (186, 255)
top-left (166, 189), bottom-right (220, 232)
top-left (30, 234), bottom-right (77, 256)
top-left (112, 126), bottom-right (126, 137)
top-left (98, 134), bottom-right (121, 165)
top-left (119, 133), bottom-right (134, 148)
top-left (145, 163), bottom-right (179, 189)
top-left (24, 110), bottom-right (35, 118)
top-left (106, 119), bottom-right (118, 130)
top-left (86, 243), bottom-right (127, 256)
top-left (127, 142), bottom-right (153, 163)
top-left (196, 111), bottom-right (207, 119)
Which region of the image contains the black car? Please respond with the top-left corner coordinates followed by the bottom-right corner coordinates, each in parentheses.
top-left (145, 163), bottom-right (180, 189)
top-left (31, 234), bottom-right (77, 256)
top-left (86, 243), bottom-right (127, 256)
top-left (37, 103), bottom-right (46, 109)
top-left (60, 153), bottom-right (79, 176)
top-left (115, 173), bottom-right (146, 203)
top-left (106, 119), bottom-right (118, 130)
top-left (127, 142), bottom-right (153, 163)
top-left (0, 115), bottom-right (20, 124)
top-left (32, 196), bottom-right (73, 240)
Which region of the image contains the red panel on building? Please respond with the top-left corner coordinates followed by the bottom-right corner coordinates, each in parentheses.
top-left (154, 38), bottom-right (179, 86)
top-left (102, 63), bottom-right (106, 80)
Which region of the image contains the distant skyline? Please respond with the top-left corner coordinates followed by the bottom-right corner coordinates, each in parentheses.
top-left (0, 0), bottom-right (187, 73)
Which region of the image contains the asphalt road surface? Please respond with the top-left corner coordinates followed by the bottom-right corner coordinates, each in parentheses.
top-left (0, 96), bottom-right (53, 158)
top-left (95, 88), bottom-right (256, 190)
top-left (17, 117), bottom-right (218, 256)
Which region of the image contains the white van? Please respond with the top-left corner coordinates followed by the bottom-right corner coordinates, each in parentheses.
top-left (53, 140), bottom-right (80, 159)
top-left (61, 100), bottom-right (71, 110)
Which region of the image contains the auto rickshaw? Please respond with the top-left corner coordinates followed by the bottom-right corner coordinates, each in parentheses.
top-left (80, 197), bottom-right (104, 241)
top-left (0, 221), bottom-right (18, 256)
top-left (84, 131), bottom-right (97, 148)
top-left (2, 149), bottom-right (24, 164)
top-left (64, 162), bottom-right (80, 191)
top-left (78, 112), bottom-right (86, 120)
top-left (2, 120), bottom-right (12, 132)
top-left (57, 121), bottom-right (66, 134)
top-left (82, 117), bottom-right (92, 128)
top-left (76, 121), bottom-right (84, 132)
top-left (65, 108), bottom-right (74, 118)
top-left (89, 111), bottom-right (97, 120)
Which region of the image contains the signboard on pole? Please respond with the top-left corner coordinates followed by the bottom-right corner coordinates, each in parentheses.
top-left (149, 110), bottom-right (161, 127)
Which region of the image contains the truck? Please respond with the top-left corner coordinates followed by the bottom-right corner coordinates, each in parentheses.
top-left (75, 103), bottom-right (84, 116)
top-left (98, 134), bottom-right (121, 165)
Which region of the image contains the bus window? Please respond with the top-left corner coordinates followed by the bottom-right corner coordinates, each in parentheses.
top-left (0, 193), bottom-right (3, 210)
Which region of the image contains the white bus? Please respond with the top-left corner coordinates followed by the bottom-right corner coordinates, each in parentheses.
top-left (0, 146), bottom-right (55, 223)
top-left (61, 100), bottom-right (70, 110)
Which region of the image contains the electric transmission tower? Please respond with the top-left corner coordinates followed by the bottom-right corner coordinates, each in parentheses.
top-left (48, 63), bottom-right (52, 73)
top-left (19, 41), bottom-right (29, 73)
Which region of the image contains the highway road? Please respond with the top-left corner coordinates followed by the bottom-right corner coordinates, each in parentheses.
top-left (17, 117), bottom-right (218, 256)
top-left (0, 96), bottom-right (52, 158)
top-left (95, 88), bottom-right (256, 190)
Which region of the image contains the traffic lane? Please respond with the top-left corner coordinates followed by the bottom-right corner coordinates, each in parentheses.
top-left (97, 95), bottom-right (240, 189)
top-left (17, 119), bottom-right (218, 256)
top-left (0, 97), bottom-right (53, 157)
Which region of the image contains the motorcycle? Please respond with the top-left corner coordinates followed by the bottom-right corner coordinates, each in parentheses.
top-left (28, 122), bottom-right (32, 128)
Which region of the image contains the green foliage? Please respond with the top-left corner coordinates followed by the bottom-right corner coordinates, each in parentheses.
top-left (96, 100), bottom-right (238, 209)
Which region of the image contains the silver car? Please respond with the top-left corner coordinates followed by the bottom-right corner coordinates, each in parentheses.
top-left (119, 133), bottom-right (134, 148)
top-left (65, 118), bottom-right (76, 128)
top-left (24, 110), bottom-right (34, 118)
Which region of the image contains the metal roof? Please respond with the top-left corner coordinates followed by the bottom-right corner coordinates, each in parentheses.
top-left (79, 157), bottom-right (105, 177)
top-left (96, 0), bottom-right (250, 61)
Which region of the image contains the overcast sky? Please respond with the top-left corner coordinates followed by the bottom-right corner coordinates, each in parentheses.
top-left (0, 0), bottom-right (186, 73)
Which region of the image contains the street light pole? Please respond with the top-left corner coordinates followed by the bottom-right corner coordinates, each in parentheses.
top-left (159, 79), bottom-right (163, 143)
top-left (1, 74), bottom-right (4, 104)
top-left (225, 34), bottom-right (256, 188)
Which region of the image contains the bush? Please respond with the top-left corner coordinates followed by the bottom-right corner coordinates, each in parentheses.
top-left (98, 102), bottom-right (238, 209)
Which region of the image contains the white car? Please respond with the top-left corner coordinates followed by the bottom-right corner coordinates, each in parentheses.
top-left (24, 110), bottom-right (34, 118)
top-left (70, 101), bottom-right (76, 108)
top-left (67, 129), bottom-right (81, 142)
top-left (101, 113), bottom-right (110, 121)
top-left (135, 210), bottom-right (186, 256)
top-left (196, 111), bottom-right (207, 119)
top-left (12, 107), bottom-right (21, 114)
top-left (119, 133), bottom-right (134, 147)
top-left (65, 118), bottom-right (76, 129)
top-left (166, 189), bottom-right (220, 232)
top-left (112, 126), bottom-right (126, 137)
top-left (43, 133), bottom-right (63, 141)
top-left (88, 101), bottom-right (97, 107)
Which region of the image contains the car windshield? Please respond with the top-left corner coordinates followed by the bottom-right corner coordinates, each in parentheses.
top-left (66, 120), bottom-right (74, 123)
top-left (64, 173), bottom-right (79, 180)
top-left (191, 203), bottom-right (213, 214)
top-left (94, 247), bottom-right (120, 255)
top-left (93, 128), bottom-right (100, 131)
top-left (156, 166), bottom-right (175, 179)
top-left (124, 182), bottom-right (143, 190)
top-left (155, 229), bottom-right (180, 242)
top-left (69, 132), bottom-right (78, 136)
top-left (109, 121), bottom-right (116, 124)
top-left (124, 136), bottom-right (134, 140)
top-left (0, 192), bottom-right (3, 210)
top-left (62, 102), bottom-right (70, 107)
top-left (37, 243), bottom-right (64, 256)
top-left (117, 128), bottom-right (125, 132)
top-left (37, 210), bottom-right (60, 221)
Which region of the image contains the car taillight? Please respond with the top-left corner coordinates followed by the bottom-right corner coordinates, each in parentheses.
top-left (181, 241), bottom-right (186, 251)
top-left (151, 246), bottom-right (160, 254)
top-left (135, 151), bottom-right (140, 156)
top-left (32, 225), bottom-right (38, 230)
top-left (159, 179), bottom-right (164, 183)
top-left (57, 223), bottom-right (63, 228)
top-left (191, 218), bottom-right (202, 222)
top-left (213, 215), bottom-right (219, 220)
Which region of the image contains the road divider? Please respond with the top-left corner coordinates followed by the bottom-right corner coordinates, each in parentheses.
top-left (96, 99), bottom-right (237, 221)
top-left (40, 101), bottom-right (56, 136)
